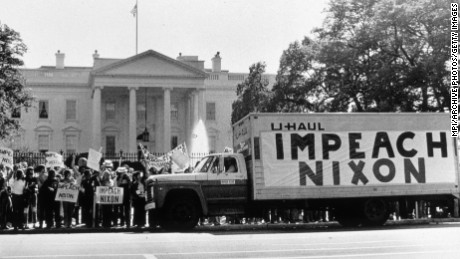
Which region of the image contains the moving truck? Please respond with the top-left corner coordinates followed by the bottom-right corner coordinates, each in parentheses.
top-left (145, 113), bottom-right (459, 230)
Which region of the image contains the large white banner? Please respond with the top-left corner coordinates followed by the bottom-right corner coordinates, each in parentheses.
top-left (261, 131), bottom-right (456, 187)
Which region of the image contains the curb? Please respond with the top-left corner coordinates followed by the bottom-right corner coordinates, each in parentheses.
top-left (1, 218), bottom-right (459, 234)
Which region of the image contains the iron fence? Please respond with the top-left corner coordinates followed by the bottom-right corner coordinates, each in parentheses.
top-left (13, 151), bottom-right (210, 169)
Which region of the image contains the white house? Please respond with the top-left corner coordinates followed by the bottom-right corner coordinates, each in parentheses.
top-left (11, 49), bottom-right (275, 155)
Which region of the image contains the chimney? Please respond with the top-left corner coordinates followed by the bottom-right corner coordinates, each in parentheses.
top-left (212, 52), bottom-right (221, 72)
top-left (55, 50), bottom-right (65, 69)
top-left (93, 50), bottom-right (100, 59)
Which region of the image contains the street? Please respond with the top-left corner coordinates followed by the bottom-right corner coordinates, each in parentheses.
top-left (1, 223), bottom-right (460, 259)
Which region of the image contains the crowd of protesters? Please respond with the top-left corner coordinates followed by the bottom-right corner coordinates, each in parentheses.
top-left (0, 155), bottom-right (154, 230)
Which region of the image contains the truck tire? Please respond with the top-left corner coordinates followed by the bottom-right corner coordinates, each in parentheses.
top-left (335, 206), bottom-right (363, 227)
top-left (362, 198), bottom-right (389, 226)
top-left (160, 197), bottom-right (200, 231)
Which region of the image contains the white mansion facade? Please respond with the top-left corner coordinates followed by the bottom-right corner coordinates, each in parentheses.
top-left (10, 50), bottom-right (275, 154)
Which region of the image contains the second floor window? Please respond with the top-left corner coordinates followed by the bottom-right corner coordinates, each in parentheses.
top-left (66, 100), bottom-right (77, 120)
top-left (39, 100), bottom-right (49, 119)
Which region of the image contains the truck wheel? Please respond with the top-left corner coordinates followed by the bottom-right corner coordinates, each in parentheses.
top-left (362, 198), bottom-right (389, 226)
top-left (335, 208), bottom-right (362, 227)
top-left (334, 201), bottom-right (364, 227)
top-left (160, 198), bottom-right (200, 231)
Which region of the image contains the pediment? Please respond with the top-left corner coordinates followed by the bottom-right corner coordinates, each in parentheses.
top-left (92, 50), bottom-right (206, 78)
top-left (34, 125), bottom-right (53, 132)
top-left (62, 126), bottom-right (81, 133)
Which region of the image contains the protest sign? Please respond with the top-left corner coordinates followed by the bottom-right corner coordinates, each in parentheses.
top-left (95, 186), bottom-right (124, 204)
top-left (45, 152), bottom-right (64, 168)
top-left (55, 183), bottom-right (79, 203)
top-left (140, 144), bottom-right (171, 171)
top-left (87, 148), bottom-right (102, 171)
top-left (170, 143), bottom-right (189, 169)
top-left (0, 147), bottom-right (13, 169)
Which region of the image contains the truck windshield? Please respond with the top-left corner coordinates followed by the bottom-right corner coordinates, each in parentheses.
top-left (195, 156), bottom-right (215, 173)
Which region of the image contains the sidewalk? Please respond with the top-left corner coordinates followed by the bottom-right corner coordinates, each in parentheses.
top-left (1, 218), bottom-right (459, 234)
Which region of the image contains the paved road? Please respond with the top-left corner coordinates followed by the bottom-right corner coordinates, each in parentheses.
top-left (1, 223), bottom-right (460, 259)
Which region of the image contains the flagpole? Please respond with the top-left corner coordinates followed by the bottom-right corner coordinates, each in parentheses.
top-left (136, 0), bottom-right (138, 54)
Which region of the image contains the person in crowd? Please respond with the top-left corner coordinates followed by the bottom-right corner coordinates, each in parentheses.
top-left (101, 161), bottom-right (114, 228)
top-left (80, 169), bottom-right (94, 228)
top-left (131, 171), bottom-right (146, 228)
top-left (62, 169), bottom-right (76, 228)
top-left (9, 169), bottom-right (26, 230)
top-left (35, 165), bottom-right (47, 228)
top-left (40, 169), bottom-right (61, 229)
top-left (20, 162), bottom-right (28, 170)
top-left (115, 167), bottom-right (131, 227)
top-left (24, 167), bottom-right (38, 229)
top-left (70, 155), bottom-right (85, 225)
top-left (90, 170), bottom-right (103, 227)
top-left (0, 164), bottom-right (12, 230)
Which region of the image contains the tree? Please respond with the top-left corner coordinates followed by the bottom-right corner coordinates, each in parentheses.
top-left (231, 62), bottom-right (270, 124)
top-left (267, 0), bottom-right (450, 113)
top-left (0, 23), bottom-right (33, 139)
top-left (267, 37), bottom-right (324, 112)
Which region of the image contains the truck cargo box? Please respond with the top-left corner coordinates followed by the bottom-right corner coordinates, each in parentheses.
top-left (233, 113), bottom-right (459, 201)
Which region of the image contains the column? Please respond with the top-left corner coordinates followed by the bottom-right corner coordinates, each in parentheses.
top-left (128, 86), bottom-right (138, 153)
top-left (154, 97), bottom-right (161, 152)
top-left (91, 86), bottom-right (103, 150)
top-left (192, 90), bottom-right (199, 127)
top-left (185, 95), bottom-right (191, 148)
top-left (163, 87), bottom-right (171, 152)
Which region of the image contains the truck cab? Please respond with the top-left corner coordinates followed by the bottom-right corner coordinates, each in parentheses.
top-left (144, 153), bottom-right (248, 230)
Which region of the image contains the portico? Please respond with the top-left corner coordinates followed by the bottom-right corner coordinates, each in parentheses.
top-left (89, 50), bottom-right (207, 153)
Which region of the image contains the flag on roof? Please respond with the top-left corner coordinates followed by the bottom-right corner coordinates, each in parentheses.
top-left (131, 3), bottom-right (137, 17)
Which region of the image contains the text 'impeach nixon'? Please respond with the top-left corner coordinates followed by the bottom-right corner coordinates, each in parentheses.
top-left (274, 131), bottom-right (448, 186)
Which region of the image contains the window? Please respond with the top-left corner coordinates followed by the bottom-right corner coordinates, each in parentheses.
top-left (209, 136), bottom-right (217, 153)
top-left (196, 156), bottom-right (216, 173)
top-left (224, 157), bottom-right (238, 173)
top-left (171, 103), bottom-right (178, 121)
top-left (171, 136), bottom-right (178, 149)
top-left (66, 100), bottom-right (77, 120)
top-left (39, 100), bottom-right (49, 119)
top-left (106, 136), bottom-right (116, 156)
top-left (38, 134), bottom-right (50, 152)
top-left (206, 102), bottom-right (216, 121)
top-left (137, 102), bottom-right (146, 123)
top-left (105, 101), bottom-right (116, 120)
top-left (12, 108), bottom-right (21, 118)
top-left (65, 135), bottom-right (77, 153)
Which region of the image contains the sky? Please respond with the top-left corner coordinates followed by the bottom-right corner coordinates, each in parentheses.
top-left (1, 0), bottom-right (330, 74)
